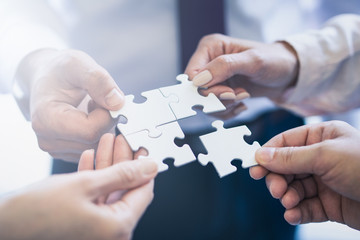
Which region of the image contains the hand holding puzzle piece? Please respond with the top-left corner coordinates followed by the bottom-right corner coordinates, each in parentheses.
top-left (110, 74), bottom-right (261, 177)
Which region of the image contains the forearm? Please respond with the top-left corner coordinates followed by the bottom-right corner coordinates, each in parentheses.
top-left (0, 194), bottom-right (24, 240)
top-left (278, 14), bottom-right (360, 116)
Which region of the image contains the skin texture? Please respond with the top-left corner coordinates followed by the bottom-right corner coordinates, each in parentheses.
top-left (0, 134), bottom-right (157, 240)
top-left (184, 34), bottom-right (299, 118)
top-left (14, 49), bottom-right (125, 162)
top-left (249, 121), bottom-right (360, 230)
top-left (14, 34), bottom-right (298, 161)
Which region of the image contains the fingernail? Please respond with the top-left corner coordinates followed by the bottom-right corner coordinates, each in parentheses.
top-left (105, 88), bottom-right (124, 107)
top-left (257, 148), bottom-right (275, 163)
top-left (192, 70), bottom-right (213, 86)
top-left (219, 92), bottom-right (236, 100)
top-left (236, 92), bottom-right (250, 101)
top-left (139, 159), bottom-right (158, 175)
top-left (233, 104), bottom-right (248, 115)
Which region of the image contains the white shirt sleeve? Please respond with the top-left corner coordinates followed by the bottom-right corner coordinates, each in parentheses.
top-left (0, 0), bottom-right (67, 94)
top-left (280, 14), bottom-right (360, 116)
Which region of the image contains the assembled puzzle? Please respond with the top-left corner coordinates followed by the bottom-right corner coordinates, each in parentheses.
top-left (110, 74), bottom-right (261, 177)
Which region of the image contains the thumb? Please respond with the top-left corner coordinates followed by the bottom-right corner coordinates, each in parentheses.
top-left (70, 52), bottom-right (125, 111)
top-left (86, 159), bottom-right (158, 198)
top-left (191, 51), bottom-right (257, 88)
top-left (85, 68), bottom-right (125, 111)
top-left (255, 144), bottom-right (322, 175)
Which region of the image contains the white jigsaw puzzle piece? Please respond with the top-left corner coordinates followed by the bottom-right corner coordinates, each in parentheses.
top-left (110, 89), bottom-right (178, 138)
top-left (124, 121), bottom-right (196, 172)
top-left (159, 74), bottom-right (226, 119)
top-left (198, 120), bottom-right (261, 178)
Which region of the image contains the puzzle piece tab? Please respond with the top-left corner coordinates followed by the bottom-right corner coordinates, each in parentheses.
top-left (159, 74), bottom-right (226, 119)
top-left (198, 120), bottom-right (261, 178)
top-left (124, 121), bottom-right (196, 172)
top-left (110, 89), bottom-right (178, 138)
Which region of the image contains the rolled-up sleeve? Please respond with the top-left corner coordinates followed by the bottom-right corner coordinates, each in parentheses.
top-left (280, 14), bottom-right (360, 116)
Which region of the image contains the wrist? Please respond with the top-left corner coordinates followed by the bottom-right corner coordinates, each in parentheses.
top-left (12, 48), bottom-right (59, 120)
top-left (276, 41), bottom-right (299, 89)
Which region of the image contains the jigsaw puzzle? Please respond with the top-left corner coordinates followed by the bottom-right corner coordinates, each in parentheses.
top-left (198, 120), bottom-right (261, 178)
top-left (159, 74), bottom-right (226, 119)
top-left (110, 89), bottom-right (178, 138)
top-left (124, 121), bottom-right (196, 172)
top-left (110, 74), bottom-right (258, 177)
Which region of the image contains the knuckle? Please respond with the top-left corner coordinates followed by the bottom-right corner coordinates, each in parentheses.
top-left (326, 120), bottom-right (348, 129)
top-left (117, 164), bottom-right (138, 183)
top-left (201, 33), bottom-right (223, 41)
top-left (245, 49), bottom-right (266, 74)
top-left (214, 55), bottom-right (238, 78)
top-left (57, 49), bottom-right (86, 67)
top-left (312, 143), bottom-right (327, 174)
top-left (37, 139), bottom-right (50, 152)
top-left (279, 147), bottom-right (295, 167)
top-left (79, 172), bottom-right (94, 185)
top-left (214, 55), bottom-right (232, 69)
top-left (77, 172), bottom-right (97, 192)
top-left (87, 68), bottom-right (112, 88)
top-left (31, 117), bottom-right (44, 135)
top-left (199, 33), bottom-right (225, 46)
top-left (82, 128), bottom-right (103, 144)
top-left (30, 105), bottom-right (48, 135)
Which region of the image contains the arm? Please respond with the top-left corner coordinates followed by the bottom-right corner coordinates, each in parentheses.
top-left (281, 14), bottom-right (360, 116)
top-left (185, 14), bottom-right (360, 117)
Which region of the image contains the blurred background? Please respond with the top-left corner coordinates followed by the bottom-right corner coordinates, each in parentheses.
top-left (1, 0), bottom-right (360, 239)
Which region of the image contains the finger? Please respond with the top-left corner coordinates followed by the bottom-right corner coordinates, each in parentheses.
top-left (113, 134), bottom-right (133, 164)
top-left (265, 173), bottom-right (288, 199)
top-left (184, 35), bottom-right (224, 79)
top-left (191, 51), bottom-right (265, 88)
top-left (37, 137), bottom-right (99, 155)
top-left (35, 103), bottom-right (117, 142)
top-left (281, 177), bottom-right (318, 209)
top-left (111, 180), bottom-right (154, 227)
top-left (249, 165), bottom-right (269, 180)
top-left (95, 133), bottom-right (115, 170)
top-left (255, 143), bottom-right (323, 175)
top-left (200, 85), bottom-right (250, 101)
top-left (262, 124), bottom-right (313, 148)
top-left (67, 52), bottom-right (125, 111)
top-left (78, 149), bottom-right (95, 171)
top-left (284, 198), bottom-right (329, 225)
top-left (200, 85), bottom-right (236, 100)
top-left (209, 101), bottom-right (247, 120)
top-left (94, 133), bottom-right (118, 204)
top-left (86, 159), bottom-right (158, 197)
top-left (185, 45), bottom-right (212, 79)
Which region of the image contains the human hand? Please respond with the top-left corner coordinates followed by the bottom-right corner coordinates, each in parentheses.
top-left (0, 139), bottom-right (157, 240)
top-left (14, 48), bottom-right (125, 162)
top-left (249, 121), bottom-right (360, 230)
top-left (78, 133), bottom-right (149, 204)
top-left (185, 34), bottom-right (299, 115)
